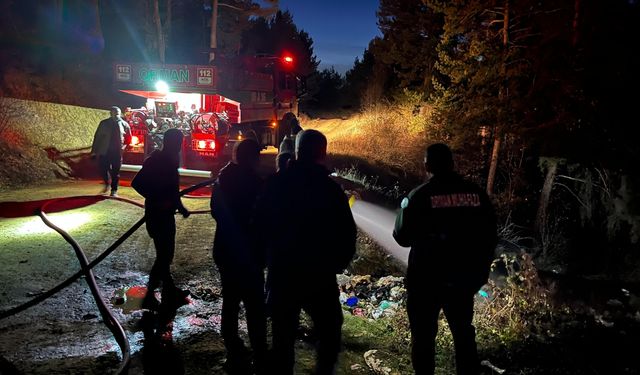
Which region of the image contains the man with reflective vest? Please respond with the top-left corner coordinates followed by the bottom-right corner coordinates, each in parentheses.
top-left (393, 143), bottom-right (497, 375)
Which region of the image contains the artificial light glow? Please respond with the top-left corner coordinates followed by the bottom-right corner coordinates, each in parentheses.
top-left (271, 121), bottom-right (277, 127)
top-left (208, 141), bottom-right (216, 150)
top-left (283, 56), bottom-right (293, 63)
top-left (155, 80), bottom-right (170, 94)
top-left (16, 212), bottom-right (92, 235)
top-left (130, 135), bottom-right (140, 146)
top-left (198, 140), bottom-right (207, 149)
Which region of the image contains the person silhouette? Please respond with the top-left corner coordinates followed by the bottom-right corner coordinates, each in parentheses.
top-left (91, 106), bottom-right (132, 196)
top-left (210, 139), bottom-right (267, 374)
top-left (393, 143), bottom-right (497, 375)
top-left (255, 129), bottom-right (357, 374)
top-left (131, 128), bottom-right (191, 311)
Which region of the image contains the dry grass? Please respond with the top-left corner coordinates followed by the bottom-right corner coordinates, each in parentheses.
top-left (305, 101), bottom-right (442, 179)
top-left (475, 252), bottom-right (554, 344)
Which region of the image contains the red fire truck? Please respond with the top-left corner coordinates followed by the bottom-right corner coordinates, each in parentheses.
top-left (115, 54), bottom-right (298, 170)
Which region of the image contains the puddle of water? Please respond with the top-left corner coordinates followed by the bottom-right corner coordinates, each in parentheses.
top-left (112, 285), bottom-right (152, 314)
top-left (126, 285), bottom-right (148, 299)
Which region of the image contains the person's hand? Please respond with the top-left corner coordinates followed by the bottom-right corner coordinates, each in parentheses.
top-left (179, 208), bottom-right (190, 218)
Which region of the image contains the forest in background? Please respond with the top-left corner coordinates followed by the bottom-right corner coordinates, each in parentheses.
top-left (318, 0), bottom-right (640, 282)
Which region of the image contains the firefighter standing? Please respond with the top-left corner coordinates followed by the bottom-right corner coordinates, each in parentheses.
top-left (393, 143), bottom-right (497, 375)
top-left (131, 128), bottom-right (191, 310)
top-left (210, 139), bottom-right (267, 374)
top-left (91, 106), bottom-right (132, 196)
top-left (256, 129), bottom-right (357, 374)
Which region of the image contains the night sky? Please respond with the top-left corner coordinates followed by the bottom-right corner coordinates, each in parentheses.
top-left (276, 0), bottom-right (380, 74)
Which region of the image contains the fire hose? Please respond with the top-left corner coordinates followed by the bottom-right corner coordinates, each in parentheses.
top-left (0, 178), bottom-right (216, 374)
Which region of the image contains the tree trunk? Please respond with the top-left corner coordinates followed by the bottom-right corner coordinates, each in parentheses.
top-left (572, 0), bottom-right (581, 47)
top-left (486, 0), bottom-right (509, 195)
top-left (502, 0), bottom-right (509, 46)
top-left (92, 0), bottom-right (103, 43)
top-left (486, 132), bottom-right (501, 195)
top-left (165, 0), bottom-right (172, 54)
top-left (209, 0), bottom-right (219, 62)
top-left (536, 159), bottom-right (558, 255)
top-left (152, 0), bottom-right (165, 63)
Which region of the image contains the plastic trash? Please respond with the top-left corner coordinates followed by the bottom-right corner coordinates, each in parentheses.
top-left (346, 296), bottom-right (359, 307)
top-left (379, 300), bottom-right (392, 310)
top-left (352, 307), bottom-right (365, 317)
top-left (339, 292), bottom-right (349, 304)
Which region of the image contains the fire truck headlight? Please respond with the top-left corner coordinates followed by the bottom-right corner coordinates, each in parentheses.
top-left (130, 135), bottom-right (140, 146)
top-left (198, 140), bottom-right (207, 149)
top-left (209, 141), bottom-right (216, 150)
top-left (155, 80), bottom-right (170, 94)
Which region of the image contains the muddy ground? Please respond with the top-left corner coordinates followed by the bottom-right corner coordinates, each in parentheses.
top-left (0, 172), bottom-right (404, 375)
top-left (0, 180), bottom-right (224, 374)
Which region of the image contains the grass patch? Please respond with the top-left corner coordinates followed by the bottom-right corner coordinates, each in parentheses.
top-left (335, 165), bottom-right (406, 202)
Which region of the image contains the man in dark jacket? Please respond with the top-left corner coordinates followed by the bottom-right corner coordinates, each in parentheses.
top-left (131, 128), bottom-right (190, 310)
top-left (210, 139), bottom-right (267, 374)
top-left (393, 143), bottom-right (497, 375)
top-left (256, 129), bottom-right (357, 375)
top-left (91, 106), bottom-right (132, 196)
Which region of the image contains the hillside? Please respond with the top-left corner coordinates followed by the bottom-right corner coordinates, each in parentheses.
top-left (0, 97), bottom-right (107, 190)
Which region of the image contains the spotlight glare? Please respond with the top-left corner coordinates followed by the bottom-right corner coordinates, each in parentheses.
top-left (155, 80), bottom-right (170, 94)
top-left (16, 212), bottom-right (92, 235)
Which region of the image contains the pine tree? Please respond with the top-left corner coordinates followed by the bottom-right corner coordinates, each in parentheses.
top-left (344, 38), bottom-right (393, 108)
top-left (428, 0), bottom-right (552, 193)
top-left (241, 10), bottom-right (319, 76)
top-left (377, 0), bottom-right (443, 94)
